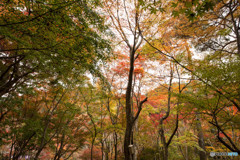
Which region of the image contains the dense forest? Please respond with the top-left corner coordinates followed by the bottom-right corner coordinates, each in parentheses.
top-left (0, 0), bottom-right (240, 159)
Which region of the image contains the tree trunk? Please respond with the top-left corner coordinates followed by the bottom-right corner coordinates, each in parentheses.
top-left (91, 136), bottom-right (95, 160)
top-left (185, 146), bottom-right (188, 160)
top-left (124, 48), bottom-right (135, 160)
top-left (163, 146), bottom-right (168, 160)
top-left (196, 112), bottom-right (206, 160)
top-left (101, 140), bottom-right (104, 160)
top-left (114, 132), bottom-right (118, 160)
top-left (124, 121), bottom-right (133, 160)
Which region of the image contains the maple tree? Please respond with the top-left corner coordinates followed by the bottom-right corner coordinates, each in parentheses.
top-left (0, 85), bottom-right (88, 159)
top-left (0, 0), bottom-right (111, 98)
top-left (1, 0), bottom-right (240, 159)
top-left (175, 0), bottom-right (240, 155)
top-left (101, 0), bottom-right (151, 159)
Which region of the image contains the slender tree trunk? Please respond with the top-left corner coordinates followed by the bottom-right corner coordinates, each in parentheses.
top-left (196, 112), bottom-right (206, 160)
top-left (114, 132), bottom-right (118, 160)
top-left (158, 67), bottom-right (174, 160)
top-left (104, 138), bottom-right (109, 160)
top-left (156, 134), bottom-right (160, 159)
top-left (101, 140), bottom-right (104, 160)
top-left (185, 146), bottom-right (188, 160)
top-left (91, 136), bottom-right (96, 160)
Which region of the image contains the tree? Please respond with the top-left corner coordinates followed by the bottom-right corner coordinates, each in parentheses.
top-left (0, 0), bottom-right (111, 98)
top-left (0, 1), bottom-right (111, 158)
top-left (1, 0), bottom-right (240, 159)
top-left (141, 0), bottom-right (240, 155)
top-left (175, 0), bottom-right (240, 153)
top-left (0, 84), bottom-right (89, 159)
top-left (101, 0), bottom-right (149, 159)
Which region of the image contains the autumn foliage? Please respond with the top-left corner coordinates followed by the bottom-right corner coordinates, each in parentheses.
top-left (1, 0), bottom-right (240, 160)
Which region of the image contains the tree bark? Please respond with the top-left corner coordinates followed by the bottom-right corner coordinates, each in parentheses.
top-left (124, 47), bottom-right (135, 160)
top-left (114, 132), bottom-right (118, 160)
top-left (123, 48), bottom-right (147, 159)
top-left (196, 112), bottom-right (207, 160)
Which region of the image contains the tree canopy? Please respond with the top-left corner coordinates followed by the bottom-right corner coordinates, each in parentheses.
top-left (1, 0), bottom-right (240, 159)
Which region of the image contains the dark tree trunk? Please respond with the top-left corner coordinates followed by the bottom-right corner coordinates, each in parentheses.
top-left (114, 132), bottom-right (118, 160)
top-left (124, 121), bottom-right (133, 160)
top-left (91, 136), bottom-right (96, 160)
top-left (124, 48), bottom-right (135, 160)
